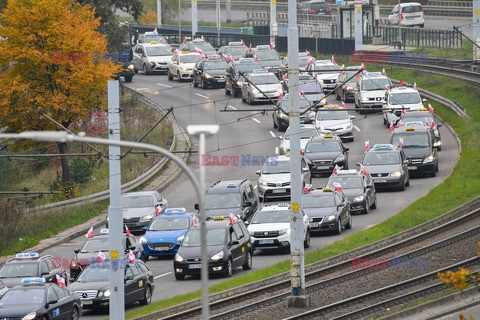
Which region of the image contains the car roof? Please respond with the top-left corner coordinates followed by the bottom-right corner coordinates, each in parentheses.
top-left (139, 43), bottom-right (171, 48)
top-left (308, 135), bottom-right (342, 142)
top-left (154, 212), bottom-right (193, 219)
top-left (389, 87), bottom-right (418, 93)
top-left (303, 188), bottom-right (340, 196)
top-left (258, 203), bottom-right (291, 211)
top-left (122, 191), bottom-right (158, 197)
top-left (206, 180), bottom-right (248, 194)
top-left (330, 169), bottom-right (363, 177)
top-left (361, 72), bottom-right (389, 80)
top-left (393, 125), bottom-right (430, 134)
top-left (401, 110), bottom-right (432, 117)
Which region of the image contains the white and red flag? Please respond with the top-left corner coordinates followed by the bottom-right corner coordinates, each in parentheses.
top-left (56, 274), bottom-right (65, 287)
top-left (414, 82), bottom-right (418, 90)
top-left (195, 47), bottom-right (203, 54)
top-left (342, 101), bottom-right (348, 109)
top-left (399, 79), bottom-right (404, 86)
top-left (128, 250), bottom-right (135, 263)
top-left (125, 225), bottom-right (131, 237)
top-left (222, 53), bottom-right (228, 61)
top-left (96, 251), bottom-right (106, 263)
top-left (229, 213), bottom-right (236, 225)
top-left (333, 182), bottom-right (342, 192)
top-left (307, 57), bottom-right (313, 65)
top-left (282, 73), bottom-right (288, 81)
top-left (399, 137), bottom-right (404, 147)
top-left (154, 205), bottom-right (161, 215)
top-left (365, 140), bottom-right (369, 151)
top-left (248, 43), bottom-right (252, 51)
top-left (306, 50), bottom-right (310, 56)
top-left (428, 104), bottom-right (434, 113)
top-left (431, 121), bottom-right (435, 129)
top-left (333, 164), bottom-right (340, 174)
top-left (254, 54), bottom-right (258, 62)
top-left (361, 63), bottom-right (365, 70)
top-left (174, 49), bottom-right (181, 55)
top-left (201, 54), bottom-right (206, 61)
top-left (278, 92), bottom-right (283, 100)
top-left (339, 64), bottom-right (344, 73)
top-left (382, 68), bottom-right (386, 76)
top-left (241, 39), bottom-right (245, 45)
top-left (86, 226), bottom-right (93, 239)
top-left (398, 119), bottom-right (404, 127)
top-left (425, 118), bottom-right (429, 127)
top-left (301, 90), bottom-right (306, 98)
top-left (183, 37), bottom-right (187, 43)
top-left (360, 164), bottom-right (368, 175)
top-left (303, 184), bottom-right (313, 193)
top-left (331, 55), bottom-right (335, 63)
top-left (389, 122), bottom-right (394, 132)
top-left (201, 35), bottom-right (206, 41)
top-left (270, 42), bottom-right (275, 49)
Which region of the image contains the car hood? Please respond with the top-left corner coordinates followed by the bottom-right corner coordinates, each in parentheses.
top-left (150, 55), bottom-right (172, 63)
top-left (248, 222), bottom-right (290, 232)
top-left (204, 69), bottom-right (226, 76)
top-left (303, 93), bottom-right (325, 103)
top-left (68, 280), bottom-right (109, 292)
top-left (402, 147), bottom-right (431, 159)
top-left (303, 207), bottom-right (337, 218)
top-left (0, 304), bottom-right (41, 317)
top-left (305, 151), bottom-right (341, 161)
top-left (205, 207), bottom-right (243, 218)
top-left (316, 119), bottom-right (351, 130)
top-left (0, 277), bottom-right (28, 288)
top-left (316, 73), bottom-right (338, 81)
top-left (177, 245), bottom-right (224, 260)
top-left (340, 188), bottom-right (363, 201)
top-left (144, 229), bottom-right (187, 242)
top-left (360, 90), bottom-right (387, 99)
top-left (259, 60), bottom-right (282, 68)
top-left (122, 207), bottom-right (154, 219)
top-left (279, 139), bottom-right (311, 151)
top-left (363, 164), bottom-right (401, 174)
top-left (260, 173), bottom-right (291, 184)
top-left (389, 102), bottom-right (424, 110)
top-left (179, 62), bottom-right (197, 69)
top-left (256, 83), bottom-right (281, 92)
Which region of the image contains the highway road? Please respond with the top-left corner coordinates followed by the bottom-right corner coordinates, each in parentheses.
top-left (40, 70), bottom-right (460, 318)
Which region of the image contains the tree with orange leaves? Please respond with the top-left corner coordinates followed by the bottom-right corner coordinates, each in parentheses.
top-left (0, 0), bottom-right (120, 198)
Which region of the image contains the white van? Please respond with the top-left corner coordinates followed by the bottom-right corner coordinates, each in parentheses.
top-left (387, 2), bottom-right (424, 28)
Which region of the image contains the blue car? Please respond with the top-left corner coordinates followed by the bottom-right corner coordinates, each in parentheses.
top-left (140, 208), bottom-right (198, 260)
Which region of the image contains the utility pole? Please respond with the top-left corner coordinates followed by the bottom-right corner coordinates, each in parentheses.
top-left (270, 0), bottom-right (277, 45)
top-left (107, 80), bottom-right (125, 319)
top-left (473, 0), bottom-right (480, 60)
top-left (397, 0), bottom-right (402, 47)
top-left (285, 0), bottom-right (309, 309)
top-left (157, 0), bottom-right (162, 27)
top-left (226, 0), bottom-right (232, 23)
top-left (178, 0), bottom-right (181, 43)
top-left (192, 0), bottom-right (198, 38)
top-left (216, 0), bottom-right (221, 46)
top-left (355, 1), bottom-right (363, 51)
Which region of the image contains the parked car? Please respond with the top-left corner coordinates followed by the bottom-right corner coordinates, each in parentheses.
top-left (298, 0), bottom-right (332, 15)
top-left (387, 2), bottom-right (424, 27)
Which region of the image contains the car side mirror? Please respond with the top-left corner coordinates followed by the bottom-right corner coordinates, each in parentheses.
top-left (244, 220), bottom-right (250, 225)
top-left (302, 167), bottom-right (310, 172)
top-left (350, 115), bottom-right (356, 120)
top-left (256, 170), bottom-right (261, 176)
top-left (403, 160), bottom-right (409, 165)
top-left (142, 227), bottom-right (148, 232)
top-left (194, 203), bottom-right (200, 211)
top-left (278, 136), bottom-right (283, 140)
top-left (437, 123), bottom-right (443, 127)
top-left (129, 245), bottom-right (136, 250)
top-left (126, 275), bottom-right (134, 281)
top-left (46, 299), bottom-right (58, 307)
top-left (74, 249), bottom-right (80, 254)
top-left (244, 201), bottom-right (252, 207)
top-left (422, 98), bottom-right (427, 102)
top-left (230, 241), bottom-right (239, 246)
top-left (337, 202), bottom-right (346, 209)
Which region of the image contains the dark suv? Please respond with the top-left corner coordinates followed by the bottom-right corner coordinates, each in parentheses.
top-left (195, 180), bottom-right (258, 220)
top-left (298, 0), bottom-right (332, 15)
top-left (225, 58), bottom-right (263, 97)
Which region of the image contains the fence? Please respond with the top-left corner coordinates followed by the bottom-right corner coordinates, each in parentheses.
top-left (372, 26), bottom-right (463, 48)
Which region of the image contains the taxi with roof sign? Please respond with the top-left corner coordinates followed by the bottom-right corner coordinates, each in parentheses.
top-left (178, 37), bottom-right (216, 56)
top-left (139, 208), bottom-right (199, 259)
top-left (361, 143), bottom-right (410, 190)
top-left (325, 169), bottom-right (377, 214)
top-left (302, 187), bottom-right (351, 235)
top-left (135, 30), bottom-right (169, 45)
top-left (0, 278), bottom-right (82, 320)
top-left (314, 104), bottom-right (355, 142)
top-left (384, 86), bottom-right (425, 126)
top-left (133, 42), bottom-right (173, 75)
top-left (390, 124), bottom-right (438, 177)
top-left (217, 41), bottom-right (248, 61)
top-left (0, 253), bottom-right (68, 288)
top-left (225, 57), bottom-right (263, 97)
top-left (277, 124), bottom-right (319, 155)
top-left (247, 203), bottom-right (310, 252)
top-left (174, 217), bottom-right (252, 279)
top-left (273, 93), bottom-right (316, 131)
top-left (241, 69), bottom-right (283, 104)
top-left (282, 73), bottom-right (326, 105)
top-left (306, 59), bottom-right (340, 93)
top-left (243, 45), bottom-right (283, 77)
top-left (336, 66), bottom-right (363, 102)
top-left (193, 55), bottom-right (228, 88)
top-left (399, 109), bottom-right (443, 150)
top-left (69, 228), bottom-right (144, 280)
top-left (303, 134), bottom-right (350, 174)
top-left (278, 52), bottom-right (317, 79)
top-left (354, 72), bottom-right (392, 113)
top-left (167, 51), bottom-right (203, 81)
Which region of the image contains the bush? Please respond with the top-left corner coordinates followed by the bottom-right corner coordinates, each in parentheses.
top-left (70, 157), bottom-right (92, 184)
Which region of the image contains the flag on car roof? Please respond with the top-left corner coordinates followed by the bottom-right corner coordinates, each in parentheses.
top-left (154, 205), bottom-right (161, 215)
top-left (241, 39), bottom-right (245, 45)
top-left (270, 42), bottom-right (275, 49)
top-left (307, 57), bottom-right (313, 65)
top-left (333, 164), bottom-right (340, 174)
top-left (174, 49), bottom-right (181, 55)
top-left (365, 140), bottom-right (369, 151)
top-left (128, 250), bottom-right (135, 263)
top-left (249, 43), bottom-right (252, 51)
top-left (229, 213), bottom-right (236, 225)
top-left (399, 137), bottom-right (404, 148)
top-left (361, 63), bottom-right (365, 70)
top-left (222, 53), bottom-right (228, 61)
top-left (56, 274), bottom-right (65, 287)
top-left (96, 251), bottom-right (106, 263)
top-left (306, 50), bottom-right (310, 56)
top-left (282, 73), bottom-right (287, 81)
top-left (279, 92), bottom-right (283, 100)
top-left (340, 64), bottom-right (344, 73)
top-left (342, 101), bottom-right (348, 109)
top-left (382, 68), bottom-right (386, 76)
top-left (399, 79), bottom-right (404, 86)
top-left (195, 47), bottom-right (203, 54)
top-left (398, 119), bottom-right (404, 127)
top-left (428, 104), bottom-right (434, 113)
top-left (201, 35), bottom-right (206, 41)
top-left (389, 122), bottom-right (394, 131)
top-left (303, 184), bottom-right (313, 193)
top-left (229, 56), bottom-right (234, 63)
top-left (254, 54), bottom-right (258, 62)
top-left (125, 225), bottom-right (131, 237)
top-left (333, 182), bottom-right (342, 192)
top-left (86, 226), bottom-right (93, 239)
top-left (183, 37), bottom-right (187, 43)
top-left (431, 121), bottom-right (435, 129)
top-left (331, 55), bottom-right (335, 63)
top-left (360, 163), bottom-right (368, 175)
top-left (414, 82), bottom-right (418, 90)
top-left (425, 118), bottom-right (429, 127)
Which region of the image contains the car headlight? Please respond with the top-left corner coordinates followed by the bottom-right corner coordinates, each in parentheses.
top-left (140, 214), bottom-right (154, 222)
top-left (176, 236), bottom-right (184, 243)
top-left (308, 217), bottom-right (313, 222)
top-left (98, 289), bottom-right (111, 297)
top-left (346, 86), bottom-right (354, 91)
top-left (204, 73), bottom-right (212, 79)
top-left (343, 123), bottom-right (352, 129)
top-left (353, 195), bottom-right (364, 202)
top-left (211, 251), bottom-right (224, 261)
top-left (252, 88), bottom-right (260, 94)
top-left (334, 154), bottom-right (345, 162)
top-left (391, 171), bottom-right (402, 178)
top-left (237, 80), bottom-right (243, 86)
top-left (127, 64), bottom-right (134, 70)
top-left (258, 178), bottom-right (267, 186)
top-left (423, 155), bottom-right (434, 163)
top-left (174, 254), bottom-right (184, 262)
top-left (140, 237), bottom-right (148, 244)
top-left (278, 228), bottom-right (289, 236)
top-left (318, 79), bottom-right (324, 84)
top-left (324, 215), bottom-right (336, 222)
top-left (147, 58), bottom-right (154, 63)
top-left (320, 98), bottom-right (327, 104)
top-left (280, 112), bottom-right (289, 119)
top-left (361, 96), bottom-right (369, 102)
top-left (318, 126), bottom-right (325, 131)
top-left (277, 87), bottom-right (283, 93)
top-left (22, 312), bottom-right (37, 320)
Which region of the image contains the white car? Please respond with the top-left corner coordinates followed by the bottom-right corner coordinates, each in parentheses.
top-left (306, 59), bottom-right (340, 93)
top-left (247, 203), bottom-right (310, 252)
top-left (167, 52), bottom-right (202, 82)
top-left (315, 105), bottom-right (355, 142)
top-left (387, 2), bottom-right (424, 28)
top-left (133, 42), bottom-right (173, 75)
top-left (383, 86), bottom-right (425, 126)
top-left (277, 124), bottom-right (319, 155)
top-left (354, 72), bottom-right (393, 114)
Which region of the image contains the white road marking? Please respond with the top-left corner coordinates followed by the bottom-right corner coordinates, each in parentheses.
top-left (252, 118), bottom-right (261, 124)
top-left (354, 125), bottom-right (361, 132)
top-left (228, 105), bottom-right (238, 110)
top-left (156, 83), bottom-right (172, 88)
top-left (154, 272), bottom-right (172, 279)
top-left (253, 185), bottom-right (258, 190)
top-left (195, 93), bottom-right (210, 99)
top-left (269, 131), bottom-right (276, 137)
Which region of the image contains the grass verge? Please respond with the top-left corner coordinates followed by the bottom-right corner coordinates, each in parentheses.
top-left (125, 64), bottom-right (480, 319)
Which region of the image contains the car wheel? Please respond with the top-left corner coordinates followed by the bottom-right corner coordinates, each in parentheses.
top-left (364, 199), bottom-right (370, 214)
top-left (71, 306), bottom-right (80, 320)
top-left (140, 285), bottom-right (152, 305)
top-left (175, 272), bottom-right (185, 280)
top-left (177, 72), bottom-right (182, 82)
top-left (383, 115), bottom-right (387, 125)
top-left (225, 87), bottom-right (230, 95)
top-left (140, 252), bottom-right (147, 262)
top-left (435, 162), bottom-right (439, 172)
top-left (431, 169), bottom-right (436, 177)
top-left (202, 78), bottom-right (208, 89)
top-left (193, 77), bottom-right (198, 87)
top-left (405, 176), bottom-right (410, 187)
top-left (143, 254), bottom-right (149, 261)
top-left (370, 196), bottom-right (377, 209)
top-left (335, 90), bottom-right (340, 100)
top-left (124, 76), bottom-right (133, 83)
top-left (242, 251), bottom-right (252, 270)
top-left (345, 214), bottom-right (352, 229)
top-left (304, 229), bottom-right (311, 248)
top-left (241, 94), bottom-right (246, 102)
top-left (134, 68), bottom-right (138, 74)
top-left (273, 116), bottom-right (278, 129)
top-left (279, 123), bottom-right (287, 132)
top-left (143, 64), bottom-right (150, 75)
top-left (399, 178), bottom-right (406, 191)
top-left (248, 93), bottom-right (253, 105)
top-left (233, 89), bottom-right (238, 97)
top-left (167, 70), bottom-right (173, 81)
top-left (335, 220), bottom-right (342, 235)
top-left (224, 258), bottom-right (233, 277)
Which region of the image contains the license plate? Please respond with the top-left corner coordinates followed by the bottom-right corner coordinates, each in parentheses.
top-left (311, 223), bottom-right (319, 227)
top-left (155, 247), bottom-right (170, 251)
top-left (272, 188), bottom-right (286, 193)
top-left (408, 166), bottom-right (417, 170)
top-left (82, 300), bottom-right (93, 305)
top-left (374, 179), bottom-right (387, 183)
top-left (316, 166), bottom-right (330, 170)
top-left (189, 264), bottom-right (201, 269)
top-left (326, 85), bottom-right (335, 88)
top-left (259, 240), bottom-right (274, 244)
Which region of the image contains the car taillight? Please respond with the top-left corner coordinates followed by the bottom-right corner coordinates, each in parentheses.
top-left (400, 12), bottom-right (404, 21)
top-left (327, 8), bottom-right (331, 11)
top-left (309, 9), bottom-right (314, 13)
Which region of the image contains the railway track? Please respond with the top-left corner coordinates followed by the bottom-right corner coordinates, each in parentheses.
top-left (158, 207), bottom-right (480, 320)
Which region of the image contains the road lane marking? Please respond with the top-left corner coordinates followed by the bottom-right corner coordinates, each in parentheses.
top-left (154, 272), bottom-right (172, 279)
top-left (228, 105), bottom-right (238, 110)
top-left (269, 131), bottom-right (276, 137)
top-left (195, 93), bottom-right (209, 99)
top-left (253, 185), bottom-right (258, 190)
top-left (354, 125), bottom-right (361, 132)
top-left (156, 83), bottom-right (172, 88)
top-left (252, 118), bottom-right (261, 124)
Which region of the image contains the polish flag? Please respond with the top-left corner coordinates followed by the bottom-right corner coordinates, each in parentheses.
top-left (195, 47), bottom-right (202, 54)
top-left (183, 37), bottom-right (187, 43)
top-left (342, 101), bottom-right (348, 109)
top-left (191, 217), bottom-right (195, 227)
top-left (229, 56), bottom-right (234, 63)
top-left (222, 53), bottom-right (228, 61)
top-left (201, 35), bottom-right (206, 41)
top-left (96, 251), bottom-right (106, 263)
top-left (331, 55), bottom-right (335, 63)
top-left (428, 104), bottom-right (434, 113)
top-left (270, 42), bottom-right (275, 49)
top-left (154, 205), bottom-right (161, 215)
top-left (254, 54), bottom-right (258, 62)
top-left (414, 82), bottom-right (418, 90)
top-left (399, 79), bottom-right (404, 87)
top-left (282, 73), bottom-right (288, 81)
top-left (333, 164), bottom-right (340, 174)
top-left (361, 63), bottom-right (365, 70)
top-left (306, 50), bottom-right (310, 56)
top-left (356, 71), bottom-right (361, 78)
top-left (241, 39), bottom-right (245, 45)
top-left (128, 250), bottom-right (135, 263)
top-left (201, 54), bottom-right (206, 61)
top-left (307, 57), bottom-right (313, 65)
top-left (382, 68), bottom-right (386, 75)
top-left (398, 119), bottom-right (404, 127)
top-left (401, 108), bottom-right (405, 114)
top-left (360, 164), bottom-right (368, 175)
top-left (152, 28), bottom-right (158, 35)
top-left (303, 184), bottom-right (313, 193)
top-left (425, 118), bottom-right (429, 127)
top-left (301, 90), bottom-right (306, 98)
top-left (125, 225), bottom-right (131, 237)
top-left (229, 213), bottom-right (236, 225)
top-left (389, 122), bottom-right (394, 131)
top-left (278, 92), bottom-right (283, 100)
top-left (159, 39), bottom-right (163, 43)
top-left (365, 140), bottom-right (369, 151)
top-left (174, 49), bottom-right (181, 55)
top-left (386, 85), bottom-right (390, 92)
top-left (333, 182), bottom-right (342, 192)
top-left (248, 44), bottom-right (252, 51)
top-left (339, 64), bottom-right (344, 73)
top-left (398, 137), bottom-right (404, 147)
top-left (86, 226), bottom-right (93, 239)
top-left (431, 121), bottom-right (435, 130)
top-left (56, 274), bottom-right (65, 287)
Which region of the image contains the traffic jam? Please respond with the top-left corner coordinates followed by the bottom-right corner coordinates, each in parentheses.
top-left (0, 34), bottom-right (445, 318)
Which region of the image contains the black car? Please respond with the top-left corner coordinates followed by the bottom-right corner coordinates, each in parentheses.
top-left (273, 94), bottom-right (315, 131)
top-left (217, 41), bottom-right (247, 61)
top-left (243, 45), bottom-right (282, 77)
top-left (193, 56), bottom-right (228, 88)
top-left (0, 253), bottom-right (68, 288)
top-left (304, 134), bottom-right (350, 175)
top-left (298, 0), bottom-right (332, 15)
top-left (224, 58), bottom-right (263, 97)
top-left (399, 110), bottom-right (443, 150)
top-left (325, 169), bottom-right (377, 214)
top-left (68, 260), bottom-right (154, 308)
top-left (302, 188), bottom-right (351, 234)
top-left (69, 229), bottom-right (145, 280)
top-left (0, 278), bottom-right (82, 319)
top-left (282, 73), bottom-right (325, 105)
top-left (173, 218), bottom-right (252, 279)
top-left (195, 180), bottom-right (258, 221)
top-left (390, 124), bottom-right (438, 177)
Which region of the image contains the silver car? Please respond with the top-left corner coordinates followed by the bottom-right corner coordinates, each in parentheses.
top-left (133, 43), bottom-right (173, 75)
top-left (277, 124), bottom-right (319, 155)
top-left (306, 59), bottom-right (340, 93)
top-left (241, 70), bottom-right (283, 104)
top-left (384, 87), bottom-right (425, 126)
top-left (256, 155), bottom-right (311, 201)
top-left (354, 72), bottom-right (392, 113)
top-left (315, 105), bottom-right (355, 142)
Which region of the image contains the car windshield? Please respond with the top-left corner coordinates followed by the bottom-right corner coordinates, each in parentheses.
top-left (205, 193), bottom-right (242, 209)
top-left (302, 195), bottom-right (335, 208)
top-left (402, 5), bottom-right (422, 13)
top-left (312, 64), bottom-right (338, 72)
top-left (204, 60), bottom-right (228, 70)
top-left (182, 228), bottom-right (226, 247)
top-left (326, 177), bottom-right (363, 189)
top-left (298, 56), bottom-right (314, 68)
top-left (141, 34), bottom-right (167, 44)
top-left (235, 63), bottom-right (263, 75)
top-left (0, 263), bottom-right (38, 278)
top-left (305, 140), bottom-right (341, 153)
top-left (391, 133), bottom-right (430, 148)
top-left (389, 92), bottom-right (421, 105)
top-left (250, 74), bottom-right (279, 85)
top-left (145, 46), bottom-right (172, 56)
top-left (343, 70), bottom-right (361, 83)
top-left (299, 80), bottom-right (323, 93)
top-left (190, 42), bottom-right (215, 52)
top-left (361, 78), bottom-right (390, 91)
top-left (316, 110), bottom-right (349, 121)
top-left (80, 238), bottom-right (110, 253)
top-left (363, 152), bottom-right (401, 165)
top-left (254, 50), bottom-right (280, 60)
top-left (76, 266), bottom-right (110, 282)
top-left (180, 55), bottom-right (201, 63)
top-left (280, 98), bottom-right (311, 112)
top-left (0, 288), bottom-right (45, 305)
top-left (262, 159), bottom-right (290, 174)
top-left (251, 210), bottom-right (290, 224)
top-left (121, 195), bottom-right (154, 208)
top-left (224, 46), bottom-right (246, 55)
top-left (149, 217), bottom-right (189, 231)
top-left (284, 127), bottom-right (318, 140)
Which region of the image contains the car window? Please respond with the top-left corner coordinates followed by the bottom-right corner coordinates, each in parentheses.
top-left (125, 266), bottom-right (133, 278)
top-left (40, 261), bottom-right (49, 274)
top-left (363, 152), bottom-right (400, 165)
top-left (136, 261), bottom-right (149, 273)
top-left (129, 263), bottom-right (141, 276)
top-left (229, 228), bottom-right (238, 243)
top-left (52, 285), bottom-right (67, 299)
top-left (302, 195), bottom-right (335, 208)
top-left (305, 140), bottom-right (341, 153)
top-left (402, 5), bottom-right (422, 13)
top-left (232, 223), bottom-right (245, 239)
top-left (47, 287), bottom-right (58, 302)
top-left (334, 193), bottom-right (343, 204)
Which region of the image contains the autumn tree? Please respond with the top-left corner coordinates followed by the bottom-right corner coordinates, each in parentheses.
top-left (0, 0), bottom-right (120, 198)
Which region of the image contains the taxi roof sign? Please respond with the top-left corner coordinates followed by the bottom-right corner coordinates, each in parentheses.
top-left (182, 51), bottom-right (190, 54)
top-left (322, 187), bottom-right (333, 192)
top-left (16, 252), bottom-right (39, 259)
top-left (253, 69), bottom-right (269, 73)
top-left (336, 169), bottom-right (360, 175)
top-left (22, 278), bottom-right (46, 284)
top-left (323, 134), bottom-right (334, 138)
top-left (144, 31), bottom-right (157, 36)
top-left (212, 216), bottom-right (225, 221)
top-left (405, 126), bottom-right (416, 131)
top-left (299, 52), bottom-right (308, 56)
top-left (100, 228), bottom-right (109, 234)
top-left (374, 144), bottom-right (395, 149)
top-left (323, 105), bottom-right (340, 109)
top-left (256, 45), bottom-right (270, 49)
top-left (165, 208), bottom-right (187, 214)
top-left (206, 54), bottom-right (221, 59)
top-left (238, 58), bottom-right (254, 63)
top-left (228, 41), bottom-right (244, 46)
top-left (366, 72), bottom-right (382, 76)
top-left (150, 41), bottom-right (158, 44)
top-left (405, 121), bottom-right (423, 126)
top-left (192, 38), bottom-right (205, 42)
